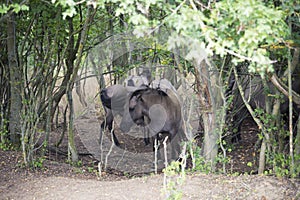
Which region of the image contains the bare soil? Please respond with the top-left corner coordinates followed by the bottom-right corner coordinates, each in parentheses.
top-left (1, 106), bottom-right (300, 200)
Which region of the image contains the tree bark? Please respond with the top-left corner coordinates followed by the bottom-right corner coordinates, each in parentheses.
top-left (75, 74), bottom-right (87, 107)
top-left (7, 13), bottom-right (22, 146)
top-left (288, 47), bottom-right (294, 175)
top-left (295, 115), bottom-right (300, 176)
top-left (269, 74), bottom-right (300, 105)
top-left (269, 48), bottom-right (300, 106)
top-left (67, 88), bottom-right (78, 163)
top-left (194, 59), bottom-right (224, 171)
top-left (0, 35), bottom-right (9, 144)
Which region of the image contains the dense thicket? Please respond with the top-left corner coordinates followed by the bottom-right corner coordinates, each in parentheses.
top-left (0, 0), bottom-right (299, 177)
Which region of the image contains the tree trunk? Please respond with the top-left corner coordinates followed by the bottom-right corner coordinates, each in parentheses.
top-left (0, 40), bottom-right (9, 144)
top-left (67, 88), bottom-right (78, 163)
top-left (75, 74), bottom-right (87, 107)
top-left (7, 13), bottom-right (22, 146)
top-left (89, 53), bottom-right (105, 89)
top-left (258, 139), bottom-right (267, 174)
top-left (295, 115), bottom-right (300, 176)
top-left (194, 59), bottom-right (224, 171)
top-left (288, 47), bottom-right (295, 175)
top-left (112, 15), bottom-right (129, 84)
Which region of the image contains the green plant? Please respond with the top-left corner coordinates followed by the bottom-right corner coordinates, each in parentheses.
top-left (253, 108), bottom-right (298, 177)
top-left (123, 172), bottom-right (131, 178)
top-left (231, 172), bottom-right (240, 176)
top-left (190, 145), bottom-right (212, 174)
top-left (66, 159), bottom-right (82, 167)
top-left (272, 153), bottom-right (292, 177)
top-left (31, 156), bottom-right (46, 169)
top-left (215, 152), bottom-right (231, 171)
top-left (268, 153), bottom-right (300, 177)
top-left (0, 132), bottom-right (12, 151)
top-left (74, 168), bottom-right (85, 174)
top-left (17, 154), bottom-right (44, 170)
top-left (162, 161), bottom-right (185, 200)
top-left (0, 119), bottom-right (13, 151)
top-left (87, 166), bottom-right (94, 173)
top-left (163, 161), bottom-right (182, 176)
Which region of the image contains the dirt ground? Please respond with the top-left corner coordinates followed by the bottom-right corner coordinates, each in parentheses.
top-left (1, 147), bottom-right (299, 200)
top-left (1, 106), bottom-right (300, 200)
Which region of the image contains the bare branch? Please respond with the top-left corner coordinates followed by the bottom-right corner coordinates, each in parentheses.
top-left (269, 74), bottom-right (300, 105)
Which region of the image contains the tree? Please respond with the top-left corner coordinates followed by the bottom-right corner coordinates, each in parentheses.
top-left (7, 11), bottom-right (22, 146)
top-left (101, 0), bottom-right (298, 173)
top-left (1, 0), bottom-right (97, 165)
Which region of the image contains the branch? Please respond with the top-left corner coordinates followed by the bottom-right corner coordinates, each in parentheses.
top-left (233, 66), bottom-right (265, 132)
top-left (269, 48), bottom-right (300, 106)
top-left (224, 49), bottom-right (277, 65)
top-left (283, 48), bottom-right (299, 77)
top-left (269, 74), bottom-right (300, 106)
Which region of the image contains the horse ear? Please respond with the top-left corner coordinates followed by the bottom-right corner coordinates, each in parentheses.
top-left (129, 94), bottom-right (140, 109)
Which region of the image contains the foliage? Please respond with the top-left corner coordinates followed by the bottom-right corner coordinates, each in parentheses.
top-left (254, 108), bottom-right (278, 136)
top-left (187, 144), bottom-right (212, 174)
top-left (113, 0), bottom-right (291, 76)
top-left (51, 0), bottom-right (82, 19)
top-left (0, 3), bottom-right (28, 14)
top-left (272, 153), bottom-right (291, 177)
top-left (31, 156), bottom-right (46, 169)
top-left (71, 160), bottom-right (83, 167)
top-left (162, 161), bottom-right (185, 200)
top-left (0, 119), bottom-right (13, 151)
top-left (254, 108), bottom-right (300, 177)
top-left (209, 1), bottom-right (289, 73)
top-left (0, 137), bottom-right (11, 151)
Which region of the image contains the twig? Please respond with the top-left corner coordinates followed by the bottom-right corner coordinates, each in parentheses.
top-left (163, 136), bottom-right (169, 169)
top-left (225, 49), bottom-right (277, 65)
top-left (98, 161), bottom-right (102, 178)
top-left (163, 136), bottom-right (169, 195)
top-left (154, 137), bottom-right (158, 174)
top-left (180, 142), bottom-right (187, 175)
top-left (104, 126), bottom-right (115, 170)
top-left (115, 147), bottom-right (126, 169)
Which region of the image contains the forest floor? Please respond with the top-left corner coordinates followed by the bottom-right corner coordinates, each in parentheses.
top-left (1, 105), bottom-right (300, 200)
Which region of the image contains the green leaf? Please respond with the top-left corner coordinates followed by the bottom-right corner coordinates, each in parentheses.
top-left (0, 4), bottom-right (9, 14)
top-left (62, 6), bottom-right (76, 19)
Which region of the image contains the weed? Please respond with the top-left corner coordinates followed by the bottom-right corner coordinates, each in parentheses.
top-left (0, 120), bottom-right (13, 151)
top-left (162, 161), bottom-right (185, 200)
top-left (31, 156), bottom-right (46, 169)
